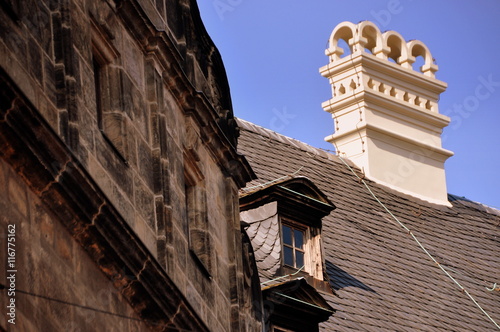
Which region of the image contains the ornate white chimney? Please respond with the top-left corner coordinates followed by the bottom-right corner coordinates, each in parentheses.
top-left (320, 21), bottom-right (453, 206)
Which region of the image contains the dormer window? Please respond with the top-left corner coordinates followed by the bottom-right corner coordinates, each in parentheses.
top-left (240, 177), bottom-right (335, 283)
top-left (240, 177), bottom-right (336, 330)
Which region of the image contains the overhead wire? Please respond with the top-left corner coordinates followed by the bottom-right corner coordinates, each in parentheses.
top-left (325, 32), bottom-right (499, 330)
top-left (240, 41), bottom-right (499, 327)
top-left (0, 284), bottom-right (194, 331)
top-left (240, 166), bottom-right (304, 193)
top-left (260, 265), bottom-right (305, 286)
top-left (242, 211), bottom-right (279, 225)
top-left (273, 292), bottom-right (333, 313)
top-left (486, 283), bottom-right (498, 292)
top-left (337, 155), bottom-right (500, 330)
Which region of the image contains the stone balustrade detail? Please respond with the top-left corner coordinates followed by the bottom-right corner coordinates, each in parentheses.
top-left (325, 21), bottom-right (438, 78)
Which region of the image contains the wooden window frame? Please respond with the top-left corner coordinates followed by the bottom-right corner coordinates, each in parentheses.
top-left (282, 222), bottom-right (307, 270)
top-left (281, 218), bottom-right (311, 272)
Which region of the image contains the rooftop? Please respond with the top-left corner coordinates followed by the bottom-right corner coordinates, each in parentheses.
top-left (237, 117), bottom-right (500, 331)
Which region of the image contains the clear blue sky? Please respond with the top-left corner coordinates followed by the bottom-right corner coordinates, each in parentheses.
top-left (198, 0), bottom-right (500, 208)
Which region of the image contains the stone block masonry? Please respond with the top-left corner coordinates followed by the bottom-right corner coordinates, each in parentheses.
top-left (0, 0), bottom-right (260, 331)
top-left (0, 158), bottom-right (150, 331)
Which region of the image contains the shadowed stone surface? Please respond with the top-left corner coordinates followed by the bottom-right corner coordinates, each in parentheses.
top-left (0, 0), bottom-right (260, 331)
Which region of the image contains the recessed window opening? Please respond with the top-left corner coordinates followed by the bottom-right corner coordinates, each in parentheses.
top-left (92, 55), bottom-right (104, 129)
top-left (184, 159), bottom-right (211, 278)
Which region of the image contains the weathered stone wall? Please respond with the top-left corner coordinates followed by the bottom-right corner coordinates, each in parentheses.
top-left (0, 158), bottom-right (150, 331)
top-left (0, 0), bottom-right (260, 330)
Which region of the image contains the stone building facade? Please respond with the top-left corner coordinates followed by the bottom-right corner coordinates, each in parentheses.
top-left (5, 1), bottom-right (494, 331)
top-left (0, 0), bottom-right (261, 331)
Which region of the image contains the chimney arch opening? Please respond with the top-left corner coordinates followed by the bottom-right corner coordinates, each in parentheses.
top-left (384, 32), bottom-right (407, 65)
top-left (408, 41), bottom-right (434, 75)
top-left (360, 23), bottom-right (380, 55)
top-left (328, 22), bottom-right (356, 60)
top-left (337, 38), bottom-right (352, 58)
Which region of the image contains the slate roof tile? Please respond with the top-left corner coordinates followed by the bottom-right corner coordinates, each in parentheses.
top-left (237, 118), bottom-right (500, 331)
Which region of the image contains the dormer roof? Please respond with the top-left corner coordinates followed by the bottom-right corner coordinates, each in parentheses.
top-left (240, 176), bottom-right (335, 222)
top-left (262, 278), bottom-right (335, 330)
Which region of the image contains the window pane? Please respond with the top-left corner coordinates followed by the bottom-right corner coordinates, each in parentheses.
top-left (294, 229), bottom-right (304, 249)
top-left (282, 225), bottom-right (292, 245)
top-left (283, 246), bottom-right (293, 266)
top-left (296, 250), bottom-right (304, 268)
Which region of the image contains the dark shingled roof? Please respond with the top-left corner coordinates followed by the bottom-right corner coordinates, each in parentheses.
top-left (241, 200), bottom-right (282, 281)
top-left (236, 118), bottom-right (500, 331)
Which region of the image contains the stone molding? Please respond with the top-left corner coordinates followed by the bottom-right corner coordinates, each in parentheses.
top-left (116, 0), bottom-right (255, 187)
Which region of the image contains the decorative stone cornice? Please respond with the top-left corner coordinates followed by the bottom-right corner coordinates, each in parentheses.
top-left (116, 0), bottom-right (255, 187)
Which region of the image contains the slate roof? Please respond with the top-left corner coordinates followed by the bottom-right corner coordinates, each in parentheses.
top-left (236, 118), bottom-right (500, 331)
top-left (241, 201), bottom-right (282, 281)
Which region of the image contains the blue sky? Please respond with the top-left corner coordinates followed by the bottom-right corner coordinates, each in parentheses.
top-left (198, 0), bottom-right (500, 208)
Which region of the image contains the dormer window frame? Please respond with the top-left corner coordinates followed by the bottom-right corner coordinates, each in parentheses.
top-left (281, 219), bottom-right (307, 270)
top-left (279, 215), bottom-right (326, 282)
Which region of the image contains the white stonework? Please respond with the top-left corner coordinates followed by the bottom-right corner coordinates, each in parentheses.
top-left (320, 21), bottom-right (453, 206)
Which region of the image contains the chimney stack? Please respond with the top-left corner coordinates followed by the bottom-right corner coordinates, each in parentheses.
top-left (320, 21), bottom-right (453, 206)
